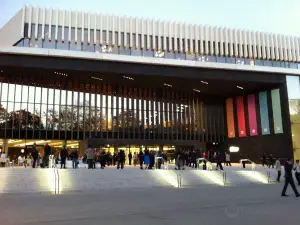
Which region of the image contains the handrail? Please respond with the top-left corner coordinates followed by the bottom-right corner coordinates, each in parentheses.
top-left (175, 169), bottom-right (182, 188)
top-left (240, 159), bottom-right (256, 171)
top-left (154, 156), bottom-right (168, 170)
top-left (197, 158), bottom-right (213, 171)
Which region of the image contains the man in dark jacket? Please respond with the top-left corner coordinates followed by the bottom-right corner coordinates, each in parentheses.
top-left (216, 152), bottom-right (223, 171)
top-left (60, 146), bottom-right (68, 169)
top-left (117, 150), bottom-right (125, 169)
top-left (128, 151), bottom-right (132, 165)
top-left (70, 149), bottom-right (79, 169)
top-left (43, 143), bottom-right (51, 168)
top-left (32, 144), bottom-right (38, 168)
top-left (281, 158), bottom-right (300, 197)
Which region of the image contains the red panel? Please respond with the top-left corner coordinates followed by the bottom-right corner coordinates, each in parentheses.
top-left (236, 96), bottom-right (246, 137)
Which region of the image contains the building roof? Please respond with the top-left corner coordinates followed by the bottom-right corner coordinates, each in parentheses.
top-left (0, 5), bottom-right (300, 65)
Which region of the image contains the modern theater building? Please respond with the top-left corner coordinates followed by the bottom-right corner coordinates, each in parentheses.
top-left (0, 5), bottom-right (300, 162)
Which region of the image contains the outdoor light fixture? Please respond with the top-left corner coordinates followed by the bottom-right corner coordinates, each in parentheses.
top-left (193, 89), bottom-right (201, 92)
top-left (201, 81), bottom-right (208, 84)
top-left (237, 86), bottom-right (243, 89)
top-left (229, 146), bottom-right (239, 153)
top-left (123, 76), bottom-right (134, 80)
top-left (164, 83), bottom-right (172, 87)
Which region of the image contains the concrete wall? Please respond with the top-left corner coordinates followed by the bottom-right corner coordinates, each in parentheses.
top-left (0, 9), bottom-right (23, 46)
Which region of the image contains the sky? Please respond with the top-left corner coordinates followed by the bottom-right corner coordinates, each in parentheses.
top-left (1, 0), bottom-right (300, 36)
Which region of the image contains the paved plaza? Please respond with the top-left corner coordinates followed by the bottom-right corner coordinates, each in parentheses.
top-left (0, 183), bottom-right (300, 225)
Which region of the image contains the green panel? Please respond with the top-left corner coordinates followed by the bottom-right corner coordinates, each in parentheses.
top-left (271, 89), bottom-right (283, 134)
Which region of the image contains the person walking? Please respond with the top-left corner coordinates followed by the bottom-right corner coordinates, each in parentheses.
top-left (225, 152), bottom-right (231, 166)
top-left (117, 150), bottom-right (125, 169)
top-left (281, 158), bottom-right (300, 197)
top-left (70, 149), bottom-right (79, 169)
top-left (86, 145), bottom-right (94, 169)
top-left (293, 160), bottom-right (300, 185)
top-left (43, 143), bottom-right (51, 168)
top-left (60, 146), bottom-right (68, 169)
top-left (128, 151), bottom-right (132, 165)
top-left (216, 152), bottom-right (223, 171)
top-left (262, 153), bottom-right (267, 167)
top-left (274, 158), bottom-right (282, 182)
top-left (31, 144), bottom-right (38, 168)
top-left (138, 150), bottom-right (144, 170)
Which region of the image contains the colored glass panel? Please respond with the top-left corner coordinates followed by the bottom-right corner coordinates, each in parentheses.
top-left (271, 89), bottom-right (283, 134)
top-left (236, 96), bottom-right (246, 137)
top-left (247, 94), bottom-right (258, 136)
top-left (226, 98), bottom-right (235, 138)
top-left (259, 92), bottom-right (270, 135)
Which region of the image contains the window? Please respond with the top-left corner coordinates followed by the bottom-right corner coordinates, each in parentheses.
top-left (226, 57), bottom-right (235, 64)
top-left (69, 28), bottom-right (82, 51)
top-left (143, 50), bottom-right (154, 58)
top-left (175, 52), bottom-right (185, 60)
top-left (119, 47), bottom-right (130, 55)
top-left (131, 48), bottom-right (142, 56)
top-left (29, 24), bottom-right (43, 48)
top-left (290, 63), bottom-right (298, 69)
top-left (216, 56), bottom-right (226, 63)
top-left (23, 23), bottom-right (29, 47)
top-left (254, 59), bottom-right (264, 66)
top-left (263, 60), bottom-right (272, 67)
top-left (207, 56), bottom-right (216, 62)
top-left (56, 26), bottom-right (69, 50)
top-left (82, 29), bottom-right (94, 52)
top-left (165, 52), bottom-right (175, 59)
top-left (43, 25), bottom-right (56, 49)
top-left (273, 61), bottom-right (281, 68)
top-left (186, 54), bottom-right (196, 61)
top-left (236, 58), bottom-right (244, 65)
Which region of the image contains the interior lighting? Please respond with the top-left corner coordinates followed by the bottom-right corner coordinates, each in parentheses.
top-left (236, 171), bottom-right (268, 184)
top-left (193, 89), bottom-right (201, 92)
top-left (54, 72), bottom-right (68, 77)
top-left (91, 76), bottom-right (103, 81)
top-left (164, 83), bottom-right (172, 87)
top-left (123, 76), bottom-right (134, 81)
top-left (229, 146), bottom-right (240, 153)
top-left (154, 170), bottom-right (179, 187)
top-left (237, 86), bottom-right (243, 89)
top-left (193, 170), bottom-right (224, 186)
top-left (201, 81), bottom-right (208, 84)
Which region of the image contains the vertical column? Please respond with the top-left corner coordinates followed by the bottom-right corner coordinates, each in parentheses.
top-left (79, 140), bottom-right (87, 157)
top-left (2, 139), bottom-right (8, 154)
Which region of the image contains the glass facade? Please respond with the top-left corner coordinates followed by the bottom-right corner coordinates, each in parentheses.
top-left (0, 76), bottom-right (225, 143)
top-left (287, 76), bottom-right (300, 160)
top-left (15, 23), bottom-right (300, 71)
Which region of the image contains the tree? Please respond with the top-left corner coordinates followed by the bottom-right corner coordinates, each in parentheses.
top-left (6, 109), bottom-right (43, 129)
top-left (112, 110), bottom-right (140, 131)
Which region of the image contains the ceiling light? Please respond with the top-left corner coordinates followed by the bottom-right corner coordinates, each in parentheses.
top-left (237, 86), bottom-right (243, 89)
top-left (1, 70), bottom-right (3, 73)
top-left (229, 146), bottom-right (239, 153)
top-left (193, 89), bottom-right (201, 92)
top-left (201, 81), bottom-right (208, 84)
top-left (123, 76), bottom-right (134, 80)
top-left (164, 83), bottom-right (172, 87)
top-left (91, 76), bottom-right (103, 81)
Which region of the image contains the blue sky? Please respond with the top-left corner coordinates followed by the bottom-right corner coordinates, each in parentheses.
top-left (1, 0), bottom-right (300, 36)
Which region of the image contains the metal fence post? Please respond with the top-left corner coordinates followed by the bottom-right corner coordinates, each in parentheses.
top-left (223, 171), bottom-right (227, 186)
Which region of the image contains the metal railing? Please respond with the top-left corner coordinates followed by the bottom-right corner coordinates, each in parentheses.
top-left (53, 159), bottom-right (60, 195)
top-left (197, 158), bottom-right (213, 171)
top-left (154, 157), bottom-right (169, 170)
top-left (240, 159), bottom-right (256, 171)
top-left (175, 169), bottom-right (182, 188)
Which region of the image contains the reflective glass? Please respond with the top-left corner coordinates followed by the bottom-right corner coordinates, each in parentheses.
top-left (286, 76), bottom-right (300, 99)
top-left (290, 63), bottom-right (298, 69)
top-left (186, 54), bottom-right (196, 61)
top-left (273, 61), bottom-right (281, 68)
top-left (57, 26), bottom-right (69, 50)
top-left (8, 84), bottom-right (15, 102)
top-left (207, 56), bottom-right (216, 62)
top-left (154, 51), bottom-right (165, 58)
top-left (216, 56), bottom-right (226, 63)
top-left (165, 52), bottom-right (175, 59)
top-left (131, 49), bottom-right (142, 56)
top-left (175, 53), bottom-right (186, 60)
top-left (263, 60), bottom-right (272, 67)
top-left (143, 50), bottom-right (154, 58)
top-left (236, 58), bottom-right (244, 65)
top-left (226, 57), bottom-right (235, 64)
top-left (119, 47), bottom-right (131, 55)
top-left (43, 25), bottom-right (56, 49)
